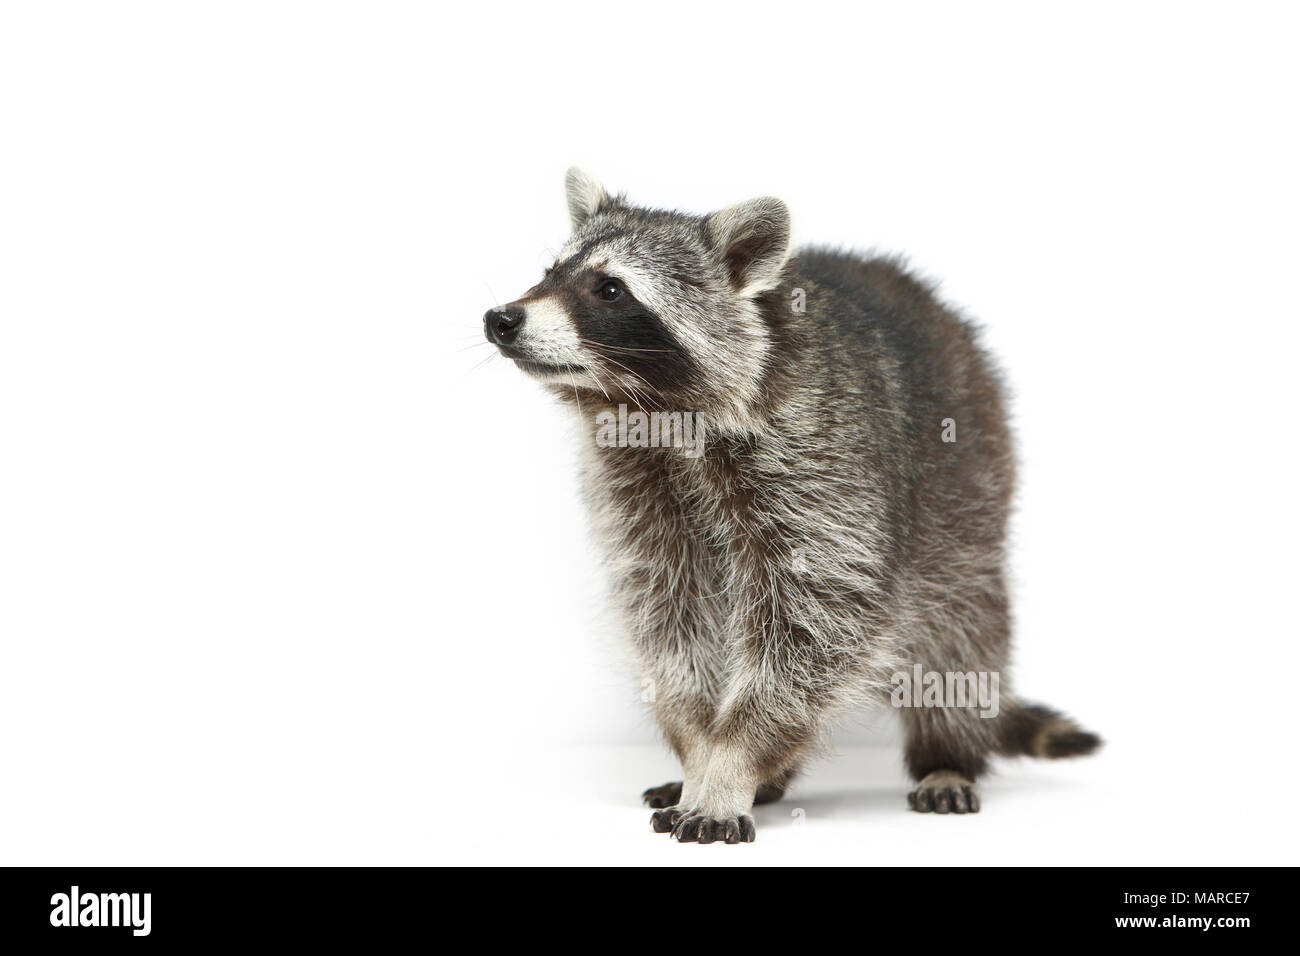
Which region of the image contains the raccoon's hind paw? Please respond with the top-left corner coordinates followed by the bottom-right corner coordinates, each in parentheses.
top-left (642, 781), bottom-right (683, 809)
top-left (670, 810), bottom-right (756, 844)
top-left (908, 771), bottom-right (980, 814)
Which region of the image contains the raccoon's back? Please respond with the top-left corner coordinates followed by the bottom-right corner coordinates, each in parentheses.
top-left (780, 248), bottom-right (1016, 536)
top-left (786, 248), bottom-right (995, 403)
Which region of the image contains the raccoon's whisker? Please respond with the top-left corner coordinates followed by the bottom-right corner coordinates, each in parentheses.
top-left (567, 370), bottom-right (584, 417)
top-left (582, 341), bottom-right (678, 401)
top-left (585, 349), bottom-right (652, 393)
top-left (581, 363), bottom-right (616, 406)
top-left (604, 368), bottom-right (650, 409)
top-left (467, 351), bottom-right (498, 373)
top-left (581, 340), bottom-right (675, 355)
top-left (587, 366), bottom-right (613, 404)
top-left (590, 358), bottom-right (655, 408)
top-left (595, 357), bottom-right (655, 411)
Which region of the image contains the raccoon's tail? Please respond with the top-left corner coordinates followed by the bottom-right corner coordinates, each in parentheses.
top-left (996, 701), bottom-right (1102, 759)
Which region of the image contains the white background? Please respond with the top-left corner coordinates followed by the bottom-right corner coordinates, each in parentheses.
top-left (2, 2), bottom-right (1297, 865)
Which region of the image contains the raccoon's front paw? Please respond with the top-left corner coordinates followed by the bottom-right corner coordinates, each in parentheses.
top-left (670, 810), bottom-right (756, 844)
top-left (908, 770), bottom-right (980, 814)
top-left (642, 781), bottom-right (683, 809)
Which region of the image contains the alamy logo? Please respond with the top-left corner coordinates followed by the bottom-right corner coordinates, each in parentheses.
top-left (595, 404), bottom-right (704, 458)
top-left (890, 664), bottom-right (1000, 717)
top-left (50, 885), bottom-right (151, 937)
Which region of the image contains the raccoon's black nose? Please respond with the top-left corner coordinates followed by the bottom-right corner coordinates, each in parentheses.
top-left (484, 306), bottom-right (525, 345)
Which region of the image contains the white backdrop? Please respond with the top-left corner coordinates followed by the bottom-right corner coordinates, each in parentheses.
top-left (2, 1), bottom-right (1297, 865)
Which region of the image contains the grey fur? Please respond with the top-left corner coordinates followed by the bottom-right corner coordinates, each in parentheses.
top-left (487, 170), bottom-right (1100, 843)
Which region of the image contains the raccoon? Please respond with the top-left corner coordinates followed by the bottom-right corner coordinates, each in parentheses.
top-left (484, 169), bottom-right (1100, 844)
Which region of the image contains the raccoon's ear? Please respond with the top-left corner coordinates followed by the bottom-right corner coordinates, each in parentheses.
top-left (705, 197), bottom-right (792, 297)
top-left (564, 167), bottom-right (610, 229)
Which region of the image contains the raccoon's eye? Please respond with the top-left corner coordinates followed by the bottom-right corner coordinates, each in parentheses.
top-left (596, 279), bottom-right (623, 302)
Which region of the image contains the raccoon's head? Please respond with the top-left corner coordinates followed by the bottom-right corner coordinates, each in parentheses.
top-left (485, 169), bottom-right (791, 427)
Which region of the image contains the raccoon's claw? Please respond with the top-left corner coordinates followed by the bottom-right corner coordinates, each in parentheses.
top-left (650, 807), bottom-right (683, 832)
top-left (642, 781), bottom-right (683, 809)
top-left (670, 811), bottom-right (756, 844)
top-left (908, 771), bottom-right (980, 814)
